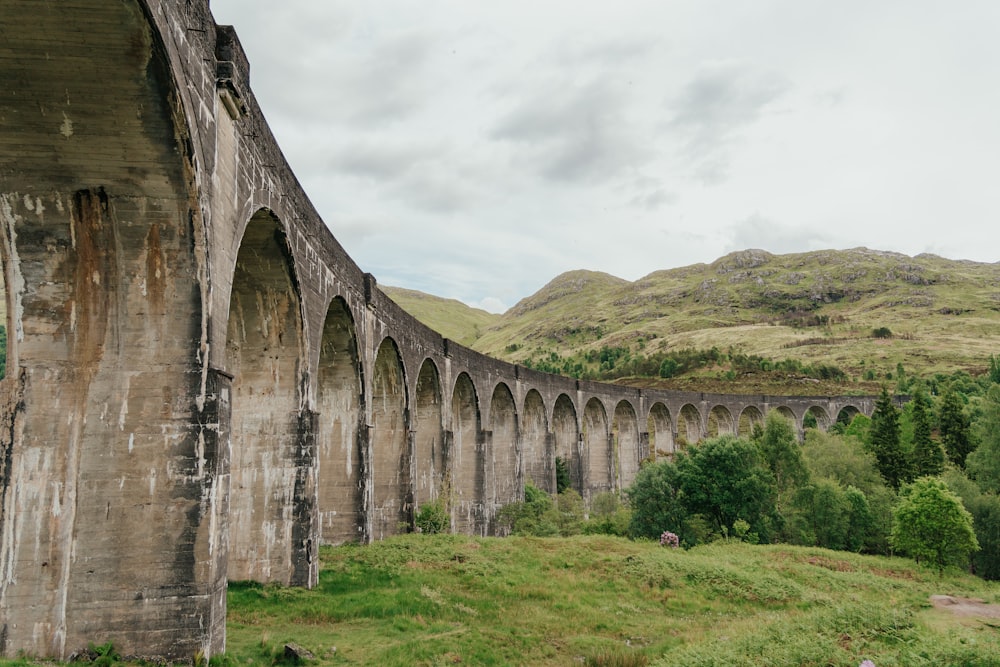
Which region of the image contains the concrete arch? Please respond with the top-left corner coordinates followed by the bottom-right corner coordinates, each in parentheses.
top-left (647, 402), bottom-right (675, 459)
top-left (707, 404), bottom-right (736, 438)
top-left (316, 296), bottom-right (363, 545)
top-left (552, 393), bottom-right (581, 493)
top-left (413, 358), bottom-right (444, 511)
top-left (489, 383), bottom-right (520, 530)
top-left (774, 405), bottom-right (796, 424)
top-left (522, 389), bottom-right (551, 492)
top-left (226, 208), bottom-right (311, 585)
top-left (836, 405), bottom-right (862, 426)
top-left (583, 397), bottom-right (612, 500)
top-left (678, 403), bottom-right (703, 446)
top-left (613, 401), bottom-right (641, 491)
top-left (738, 405), bottom-right (765, 438)
top-left (804, 405), bottom-right (832, 431)
top-left (370, 337), bottom-right (410, 540)
top-left (450, 372), bottom-right (483, 534)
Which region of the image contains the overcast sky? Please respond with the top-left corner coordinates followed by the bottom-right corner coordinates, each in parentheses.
top-left (209, 1), bottom-right (1000, 313)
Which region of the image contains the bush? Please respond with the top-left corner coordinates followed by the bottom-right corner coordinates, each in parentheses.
top-left (584, 492), bottom-right (631, 536)
top-left (891, 477), bottom-right (979, 574)
top-left (415, 498), bottom-right (450, 534)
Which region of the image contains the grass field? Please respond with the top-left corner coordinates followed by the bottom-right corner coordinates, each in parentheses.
top-left (224, 534), bottom-right (1000, 666)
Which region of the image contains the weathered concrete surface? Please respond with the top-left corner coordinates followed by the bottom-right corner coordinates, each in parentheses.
top-left (0, 0), bottom-right (885, 659)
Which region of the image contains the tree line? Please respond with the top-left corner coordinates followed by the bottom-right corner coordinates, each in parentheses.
top-left (493, 366), bottom-right (1000, 579)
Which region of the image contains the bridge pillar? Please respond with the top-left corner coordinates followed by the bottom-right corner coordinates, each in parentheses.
top-left (291, 410), bottom-right (320, 587)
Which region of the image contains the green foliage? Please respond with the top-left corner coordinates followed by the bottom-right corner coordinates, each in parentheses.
top-left (801, 430), bottom-right (893, 553)
top-left (867, 387), bottom-right (910, 489)
top-left (891, 477), bottom-right (979, 574)
top-left (968, 385), bottom-right (1000, 493)
top-left (584, 492), bottom-right (632, 536)
top-left (990, 353), bottom-right (1000, 384)
top-left (939, 383), bottom-right (975, 468)
top-left (627, 459), bottom-right (685, 541)
top-left (841, 413), bottom-right (871, 441)
top-left (222, 533), bottom-right (1000, 666)
top-left (909, 384), bottom-right (944, 477)
top-left (555, 456), bottom-right (571, 494)
top-left (497, 482), bottom-right (561, 537)
top-left (87, 641), bottom-right (121, 667)
top-left (942, 469), bottom-right (1000, 580)
top-left (675, 435), bottom-right (778, 543)
top-left (802, 430), bottom-right (884, 498)
top-left (788, 480), bottom-right (874, 552)
top-left (414, 498), bottom-right (450, 535)
top-left (657, 357), bottom-right (678, 378)
top-left (755, 412), bottom-right (807, 495)
top-left (871, 326), bottom-right (893, 339)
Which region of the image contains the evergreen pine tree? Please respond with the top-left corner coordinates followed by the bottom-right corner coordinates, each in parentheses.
top-left (939, 385), bottom-right (974, 468)
top-left (867, 387), bottom-right (910, 489)
top-left (910, 385), bottom-right (944, 477)
top-left (968, 385), bottom-right (1000, 494)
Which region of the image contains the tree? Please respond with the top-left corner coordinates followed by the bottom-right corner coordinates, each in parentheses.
top-left (554, 456), bottom-right (571, 494)
top-left (676, 435), bottom-right (778, 543)
top-left (789, 479), bottom-right (850, 550)
top-left (969, 385), bottom-right (1000, 493)
top-left (890, 477), bottom-right (979, 574)
top-left (627, 459), bottom-right (685, 541)
top-left (757, 412), bottom-right (808, 493)
top-left (867, 387), bottom-right (910, 489)
top-left (939, 385), bottom-right (974, 468)
top-left (942, 469), bottom-right (1000, 580)
top-left (910, 385), bottom-right (944, 477)
top-left (843, 485), bottom-right (877, 553)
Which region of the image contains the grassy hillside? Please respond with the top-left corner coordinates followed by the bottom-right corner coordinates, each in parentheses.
top-left (225, 534), bottom-right (1000, 666)
top-left (386, 248), bottom-right (1000, 393)
top-left (381, 285), bottom-right (499, 347)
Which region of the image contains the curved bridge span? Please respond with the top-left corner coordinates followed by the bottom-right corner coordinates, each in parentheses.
top-left (0, 1), bottom-right (878, 658)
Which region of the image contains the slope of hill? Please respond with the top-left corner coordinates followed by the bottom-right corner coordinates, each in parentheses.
top-left (381, 285), bottom-right (499, 347)
top-left (386, 248), bottom-right (1000, 391)
top-left (225, 534), bottom-right (1000, 666)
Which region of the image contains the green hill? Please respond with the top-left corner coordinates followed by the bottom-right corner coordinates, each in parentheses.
top-left (381, 285), bottom-right (500, 347)
top-left (225, 534), bottom-right (1000, 666)
top-left (385, 248), bottom-right (1000, 393)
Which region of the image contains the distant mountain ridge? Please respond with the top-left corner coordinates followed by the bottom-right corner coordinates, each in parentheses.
top-left (385, 248), bottom-right (1000, 391)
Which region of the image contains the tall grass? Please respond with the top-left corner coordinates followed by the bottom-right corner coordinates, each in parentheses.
top-left (223, 535), bottom-right (1000, 666)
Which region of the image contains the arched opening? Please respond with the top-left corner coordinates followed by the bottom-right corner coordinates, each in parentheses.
top-left (647, 403), bottom-right (674, 459)
top-left (522, 390), bottom-right (550, 492)
top-left (738, 406), bottom-right (764, 438)
top-left (775, 406), bottom-right (796, 424)
top-left (707, 405), bottom-right (735, 438)
top-left (450, 373), bottom-right (482, 534)
top-left (836, 405), bottom-right (861, 426)
top-left (370, 337), bottom-right (409, 540)
top-left (316, 297), bottom-right (363, 545)
top-left (552, 394), bottom-right (581, 494)
top-left (413, 359), bottom-right (444, 512)
top-left (804, 405), bottom-right (831, 432)
top-left (613, 401), bottom-right (640, 490)
top-left (678, 403), bottom-right (702, 446)
top-left (583, 398), bottom-right (611, 500)
top-left (226, 209), bottom-right (307, 584)
top-left (489, 383), bottom-right (519, 531)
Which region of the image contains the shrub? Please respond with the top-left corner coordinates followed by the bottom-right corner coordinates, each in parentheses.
top-left (415, 499), bottom-right (450, 534)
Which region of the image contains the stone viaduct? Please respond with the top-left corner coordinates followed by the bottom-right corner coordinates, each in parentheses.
top-left (0, 0), bottom-right (878, 659)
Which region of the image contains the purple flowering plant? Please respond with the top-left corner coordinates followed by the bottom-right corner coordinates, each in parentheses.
top-left (659, 531), bottom-right (679, 548)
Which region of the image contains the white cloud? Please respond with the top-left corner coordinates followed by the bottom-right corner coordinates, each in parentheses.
top-left (209, 0), bottom-right (1000, 311)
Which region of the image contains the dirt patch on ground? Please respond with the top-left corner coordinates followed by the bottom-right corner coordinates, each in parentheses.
top-left (930, 595), bottom-right (1000, 619)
